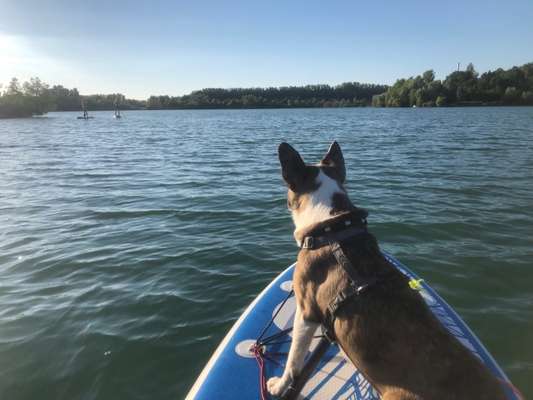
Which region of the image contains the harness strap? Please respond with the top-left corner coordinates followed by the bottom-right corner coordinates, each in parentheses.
top-left (301, 226), bottom-right (367, 250)
top-left (295, 210), bottom-right (379, 342)
top-left (323, 240), bottom-right (380, 342)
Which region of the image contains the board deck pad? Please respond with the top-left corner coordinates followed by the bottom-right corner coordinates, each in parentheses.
top-left (186, 253), bottom-right (518, 399)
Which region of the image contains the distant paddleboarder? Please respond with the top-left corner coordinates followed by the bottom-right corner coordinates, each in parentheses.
top-left (114, 98), bottom-right (122, 119)
top-left (78, 99), bottom-right (92, 119)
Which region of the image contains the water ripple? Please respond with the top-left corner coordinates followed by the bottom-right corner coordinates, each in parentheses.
top-left (1, 108), bottom-right (532, 399)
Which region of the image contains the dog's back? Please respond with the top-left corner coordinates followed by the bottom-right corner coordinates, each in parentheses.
top-left (296, 232), bottom-right (506, 399)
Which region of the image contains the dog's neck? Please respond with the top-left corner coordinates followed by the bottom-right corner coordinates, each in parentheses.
top-left (292, 170), bottom-right (355, 246)
top-left (293, 209), bottom-right (368, 249)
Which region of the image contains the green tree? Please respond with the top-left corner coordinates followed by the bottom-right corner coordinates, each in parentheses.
top-left (6, 78), bottom-right (22, 95)
top-left (522, 91), bottom-right (533, 104)
top-left (435, 96), bottom-right (447, 107)
top-left (466, 62), bottom-right (477, 76)
top-left (503, 87), bottom-right (521, 104)
top-left (423, 70), bottom-right (435, 83)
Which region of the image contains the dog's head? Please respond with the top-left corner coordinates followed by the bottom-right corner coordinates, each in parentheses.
top-left (278, 141), bottom-right (352, 232)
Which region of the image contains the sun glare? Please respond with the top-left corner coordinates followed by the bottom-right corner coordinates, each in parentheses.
top-left (0, 34), bottom-right (27, 82)
top-left (0, 34), bottom-right (22, 58)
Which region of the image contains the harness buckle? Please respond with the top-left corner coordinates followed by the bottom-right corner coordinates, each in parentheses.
top-left (323, 328), bottom-right (336, 343)
top-left (302, 236), bottom-right (314, 249)
top-left (355, 277), bottom-right (378, 295)
top-left (356, 283), bottom-right (369, 295)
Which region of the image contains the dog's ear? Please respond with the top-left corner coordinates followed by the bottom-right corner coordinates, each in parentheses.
top-left (321, 141), bottom-right (346, 183)
top-left (278, 142), bottom-right (306, 191)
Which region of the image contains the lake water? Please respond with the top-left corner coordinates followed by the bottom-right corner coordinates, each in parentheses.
top-left (1, 107), bottom-right (532, 399)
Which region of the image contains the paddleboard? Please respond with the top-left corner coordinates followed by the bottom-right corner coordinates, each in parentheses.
top-left (186, 252), bottom-right (519, 399)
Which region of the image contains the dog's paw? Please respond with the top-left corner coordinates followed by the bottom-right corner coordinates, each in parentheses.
top-left (267, 376), bottom-right (288, 397)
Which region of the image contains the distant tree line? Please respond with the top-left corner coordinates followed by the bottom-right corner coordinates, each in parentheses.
top-left (2, 62), bottom-right (533, 118)
top-left (372, 62), bottom-right (533, 107)
top-left (47, 87), bottom-right (144, 111)
top-left (0, 77), bottom-right (144, 118)
top-left (146, 83), bottom-right (389, 109)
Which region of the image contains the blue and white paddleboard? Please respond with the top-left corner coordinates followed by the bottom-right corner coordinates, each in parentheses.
top-left (186, 253), bottom-right (519, 399)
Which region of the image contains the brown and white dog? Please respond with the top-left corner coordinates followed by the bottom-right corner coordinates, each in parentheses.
top-left (267, 141), bottom-right (506, 399)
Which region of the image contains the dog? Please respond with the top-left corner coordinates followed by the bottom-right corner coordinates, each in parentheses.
top-left (267, 141), bottom-right (506, 399)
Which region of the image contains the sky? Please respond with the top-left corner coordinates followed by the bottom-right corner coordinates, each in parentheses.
top-left (1, 0), bottom-right (532, 99)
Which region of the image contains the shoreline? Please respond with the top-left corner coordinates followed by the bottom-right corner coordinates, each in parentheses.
top-left (1, 103), bottom-right (530, 118)
top-left (2, 103), bottom-right (533, 120)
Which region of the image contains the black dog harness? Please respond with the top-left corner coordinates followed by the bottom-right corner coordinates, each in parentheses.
top-left (297, 209), bottom-right (382, 342)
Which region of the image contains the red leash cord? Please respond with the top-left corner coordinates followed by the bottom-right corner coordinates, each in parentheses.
top-left (251, 343), bottom-right (288, 399)
top-left (252, 289), bottom-right (294, 400)
top-left (252, 344), bottom-right (268, 400)
top-left (498, 378), bottom-right (525, 400)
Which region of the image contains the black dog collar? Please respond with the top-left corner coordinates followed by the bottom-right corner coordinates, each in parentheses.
top-left (297, 209), bottom-right (368, 250)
